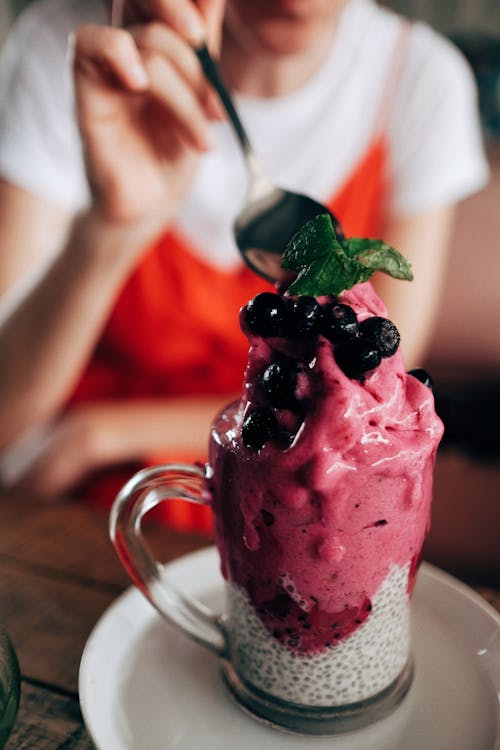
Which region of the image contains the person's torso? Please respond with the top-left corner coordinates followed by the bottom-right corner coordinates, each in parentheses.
top-left (70, 0), bottom-right (409, 406)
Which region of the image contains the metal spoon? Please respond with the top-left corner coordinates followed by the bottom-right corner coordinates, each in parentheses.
top-left (195, 44), bottom-right (341, 284)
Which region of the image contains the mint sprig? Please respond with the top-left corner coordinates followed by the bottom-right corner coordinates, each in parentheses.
top-left (281, 214), bottom-right (413, 296)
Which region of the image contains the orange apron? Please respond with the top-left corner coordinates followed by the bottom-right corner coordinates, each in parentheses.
top-left (69, 135), bottom-right (390, 535)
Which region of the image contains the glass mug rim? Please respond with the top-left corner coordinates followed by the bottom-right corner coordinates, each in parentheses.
top-left (110, 461), bottom-right (414, 736)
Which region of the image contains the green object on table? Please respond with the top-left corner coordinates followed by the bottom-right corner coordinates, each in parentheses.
top-left (0, 626), bottom-right (20, 749)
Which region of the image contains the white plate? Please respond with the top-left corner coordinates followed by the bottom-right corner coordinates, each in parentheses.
top-left (79, 548), bottom-right (500, 750)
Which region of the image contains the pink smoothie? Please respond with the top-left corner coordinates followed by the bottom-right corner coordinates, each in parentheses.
top-left (208, 282), bottom-right (443, 656)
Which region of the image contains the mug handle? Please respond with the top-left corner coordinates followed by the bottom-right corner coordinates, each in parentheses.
top-left (109, 463), bottom-right (227, 656)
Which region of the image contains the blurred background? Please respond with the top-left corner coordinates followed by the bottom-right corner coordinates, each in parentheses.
top-left (2, 0), bottom-right (498, 375)
top-left (0, 0), bottom-right (499, 582)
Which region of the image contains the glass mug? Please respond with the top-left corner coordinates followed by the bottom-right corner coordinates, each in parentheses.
top-left (109, 404), bottom-right (431, 735)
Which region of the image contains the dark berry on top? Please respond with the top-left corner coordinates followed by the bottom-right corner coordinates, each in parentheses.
top-left (359, 317), bottom-right (400, 358)
top-left (243, 293), bottom-right (287, 337)
top-left (261, 509), bottom-right (275, 526)
top-left (335, 339), bottom-right (381, 380)
top-left (287, 296), bottom-right (322, 335)
top-left (321, 303), bottom-right (358, 343)
top-left (262, 359), bottom-right (299, 409)
top-left (408, 368), bottom-right (434, 391)
top-left (242, 407), bottom-right (278, 450)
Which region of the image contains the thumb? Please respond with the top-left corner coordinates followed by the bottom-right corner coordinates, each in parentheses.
top-left (196, 0), bottom-right (226, 54)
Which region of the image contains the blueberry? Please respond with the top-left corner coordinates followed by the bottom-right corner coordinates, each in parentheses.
top-left (321, 303), bottom-right (358, 343)
top-left (335, 339), bottom-right (381, 380)
top-left (242, 407), bottom-right (277, 450)
top-left (243, 293), bottom-right (287, 337)
top-left (408, 368), bottom-right (434, 391)
top-left (262, 360), bottom-right (299, 409)
top-left (287, 296), bottom-right (322, 335)
top-left (261, 509), bottom-right (275, 526)
top-left (359, 317), bottom-right (400, 358)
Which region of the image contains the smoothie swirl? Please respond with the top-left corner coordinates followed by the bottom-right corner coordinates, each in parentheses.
top-left (208, 282), bottom-right (443, 655)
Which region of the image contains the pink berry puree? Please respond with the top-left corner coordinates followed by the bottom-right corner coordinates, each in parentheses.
top-left (207, 282), bottom-right (443, 705)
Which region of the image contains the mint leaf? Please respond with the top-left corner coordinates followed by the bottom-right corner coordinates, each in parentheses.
top-left (281, 213), bottom-right (344, 271)
top-left (283, 214), bottom-right (357, 296)
top-left (287, 254), bottom-right (368, 296)
top-left (343, 238), bottom-right (414, 281)
top-left (281, 214), bottom-right (413, 296)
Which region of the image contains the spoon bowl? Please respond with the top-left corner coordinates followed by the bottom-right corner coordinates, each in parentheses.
top-left (195, 44), bottom-right (341, 283)
top-left (235, 181), bottom-right (341, 283)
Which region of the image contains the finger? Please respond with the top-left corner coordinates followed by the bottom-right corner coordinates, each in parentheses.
top-left (144, 51), bottom-right (215, 150)
top-left (196, 0), bottom-right (226, 52)
top-left (111, 0), bottom-right (124, 27)
top-left (11, 438), bottom-right (77, 499)
top-left (124, 0), bottom-right (207, 45)
top-left (20, 451), bottom-right (89, 499)
top-left (74, 24), bottom-right (149, 93)
top-left (131, 23), bottom-right (225, 119)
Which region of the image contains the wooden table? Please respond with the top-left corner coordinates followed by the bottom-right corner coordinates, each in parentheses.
top-left (0, 493), bottom-right (210, 749)
top-left (0, 467), bottom-right (499, 749)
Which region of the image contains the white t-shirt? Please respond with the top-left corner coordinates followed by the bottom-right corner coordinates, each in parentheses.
top-left (0, 0), bottom-right (489, 270)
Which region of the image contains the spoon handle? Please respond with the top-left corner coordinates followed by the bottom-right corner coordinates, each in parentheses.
top-left (195, 43), bottom-right (252, 156)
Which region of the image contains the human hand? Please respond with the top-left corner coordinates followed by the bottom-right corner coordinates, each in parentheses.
top-left (0, 393), bottom-right (234, 499)
top-left (121, 0), bottom-right (226, 50)
top-left (73, 6), bottom-right (225, 232)
top-left (1, 406), bottom-right (114, 500)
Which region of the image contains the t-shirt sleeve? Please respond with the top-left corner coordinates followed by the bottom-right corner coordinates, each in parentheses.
top-left (0, 3), bottom-right (90, 212)
top-left (387, 22), bottom-right (490, 215)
